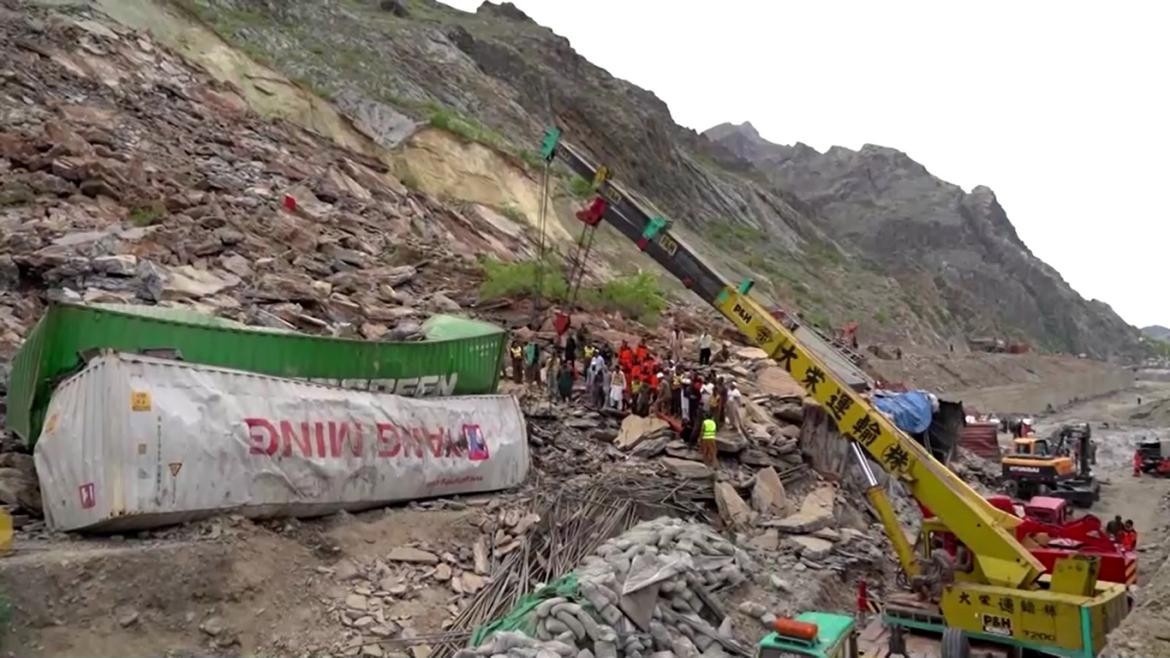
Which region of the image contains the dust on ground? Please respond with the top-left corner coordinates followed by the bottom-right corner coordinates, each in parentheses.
top-left (1030, 377), bottom-right (1170, 656)
top-left (1033, 378), bottom-right (1170, 548)
top-left (0, 506), bottom-right (485, 656)
top-left (872, 351), bottom-right (1135, 416)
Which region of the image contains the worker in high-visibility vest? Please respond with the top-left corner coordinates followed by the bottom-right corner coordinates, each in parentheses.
top-left (509, 341), bottom-right (524, 383)
top-left (700, 414), bottom-right (718, 467)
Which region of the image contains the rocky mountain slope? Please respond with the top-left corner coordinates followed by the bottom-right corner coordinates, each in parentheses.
top-left (0, 0), bottom-right (524, 367)
top-left (704, 122), bottom-right (1143, 358)
top-left (1142, 325), bottom-right (1170, 341)
top-left (163, 0), bottom-right (1144, 359)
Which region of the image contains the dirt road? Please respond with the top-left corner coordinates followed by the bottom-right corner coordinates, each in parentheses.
top-left (1032, 378), bottom-right (1170, 551)
top-left (1037, 379), bottom-right (1170, 656)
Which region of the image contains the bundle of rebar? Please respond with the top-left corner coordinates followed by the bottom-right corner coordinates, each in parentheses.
top-left (434, 463), bottom-right (809, 657)
top-left (435, 478), bottom-right (641, 656)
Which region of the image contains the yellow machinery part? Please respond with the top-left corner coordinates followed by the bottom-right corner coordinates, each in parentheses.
top-left (939, 579), bottom-right (1127, 655)
top-left (713, 287), bottom-right (1045, 589)
top-left (0, 509), bottom-right (11, 553)
top-left (865, 484), bottom-right (919, 578)
top-left (1050, 554), bottom-right (1099, 597)
top-left (549, 138), bottom-right (1127, 654)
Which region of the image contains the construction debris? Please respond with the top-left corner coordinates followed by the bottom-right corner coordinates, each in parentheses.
top-left (460, 518), bottom-right (754, 658)
top-left (750, 467), bottom-right (790, 517)
top-left (765, 484), bottom-right (836, 534)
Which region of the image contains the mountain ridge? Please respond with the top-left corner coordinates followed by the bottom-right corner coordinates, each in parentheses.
top-left (1143, 325), bottom-right (1170, 341)
top-left (167, 0), bottom-right (1144, 359)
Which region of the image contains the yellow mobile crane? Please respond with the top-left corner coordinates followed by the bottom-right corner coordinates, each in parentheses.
top-left (542, 132), bottom-right (1127, 657)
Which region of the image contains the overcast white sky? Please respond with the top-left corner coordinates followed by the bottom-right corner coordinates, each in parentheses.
top-left (447, 1), bottom-right (1169, 328)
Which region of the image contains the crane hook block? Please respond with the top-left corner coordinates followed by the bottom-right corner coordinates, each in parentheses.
top-left (636, 216), bottom-right (668, 250)
top-left (539, 127), bottom-right (562, 162)
top-left (576, 197), bottom-right (608, 226)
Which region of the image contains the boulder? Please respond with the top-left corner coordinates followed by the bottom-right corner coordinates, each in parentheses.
top-left (254, 272), bottom-right (320, 302)
top-left (661, 457), bottom-right (711, 479)
top-left (775, 423), bottom-right (801, 439)
top-left (735, 347), bottom-right (769, 360)
top-left (714, 433), bottom-right (747, 454)
top-left (380, 0), bottom-right (409, 16)
top-left (631, 435), bottom-right (670, 458)
top-left (383, 264), bottom-right (417, 287)
top-left (428, 293), bottom-right (461, 313)
top-left (0, 466), bottom-right (41, 514)
top-left (766, 484), bottom-right (834, 533)
top-left (219, 253), bottom-right (252, 278)
top-left (813, 527), bottom-right (841, 542)
top-left (790, 535), bottom-right (834, 561)
top-left (0, 255), bottom-right (19, 291)
top-left (714, 482), bottom-right (752, 527)
top-left (387, 546), bottom-right (440, 564)
top-left (739, 449), bottom-right (776, 467)
top-left (747, 528), bottom-right (780, 552)
top-left (750, 467), bottom-right (789, 516)
top-left (92, 254), bottom-right (138, 276)
top-left (756, 367), bottom-right (805, 398)
top-left (615, 415), bottom-right (669, 451)
top-left (772, 401), bottom-right (805, 424)
top-left (162, 265), bottom-right (240, 299)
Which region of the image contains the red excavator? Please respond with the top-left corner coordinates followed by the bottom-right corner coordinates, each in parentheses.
top-left (921, 494), bottom-right (1135, 584)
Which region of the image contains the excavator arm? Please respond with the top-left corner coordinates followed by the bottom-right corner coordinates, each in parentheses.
top-left (554, 141), bottom-right (1044, 590)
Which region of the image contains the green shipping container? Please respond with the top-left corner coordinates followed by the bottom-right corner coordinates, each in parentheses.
top-left (6, 303), bottom-right (507, 446)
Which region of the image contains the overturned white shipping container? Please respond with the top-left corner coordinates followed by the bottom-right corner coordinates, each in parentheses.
top-left (34, 352), bottom-right (530, 532)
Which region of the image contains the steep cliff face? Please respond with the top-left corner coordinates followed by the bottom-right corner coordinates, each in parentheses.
top-left (172, 0), bottom-right (1142, 358)
top-left (704, 122), bottom-right (1143, 357)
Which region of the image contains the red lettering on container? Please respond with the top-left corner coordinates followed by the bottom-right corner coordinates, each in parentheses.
top-left (245, 418), bottom-right (279, 455)
top-left (280, 420), bottom-right (314, 457)
top-left (407, 427), bottom-right (427, 458)
top-left (423, 426), bottom-right (445, 457)
top-left (314, 421), bottom-right (327, 457)
top-left (377, 422), bottom-right (402, 458)
top-left (445, 428), bottom-right (466, 458)
top-left (329, 421), bottom-right (364, 457)
top-left (245, 417), bottom-right (487, 461)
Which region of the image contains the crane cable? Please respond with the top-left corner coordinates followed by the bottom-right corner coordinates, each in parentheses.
top-left (566, 222), bottom-right (598, 308)
top-left (530, 159), bottom-right (552, 316)
top-left (529, 126), bottom-right (562, 326)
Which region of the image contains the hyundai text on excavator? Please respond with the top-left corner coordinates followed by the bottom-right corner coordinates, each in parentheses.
top-left (542, 130), bottom-right (1129, 657)
top-left (1002, 422), bottom-right (1100, 506)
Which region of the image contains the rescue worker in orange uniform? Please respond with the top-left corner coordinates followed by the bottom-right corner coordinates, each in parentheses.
top-left (634, 341), bottom-right (649, 366)
top-left (1120, 520), bottom-right (1137, 551)
top-left (618, 340), bottom-right (634, 375)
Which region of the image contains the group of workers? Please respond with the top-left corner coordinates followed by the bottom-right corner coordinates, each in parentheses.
top-left (506, 327), bottom-right (741, 468)
top-left (1105, 515), bottom-right (1139, 551)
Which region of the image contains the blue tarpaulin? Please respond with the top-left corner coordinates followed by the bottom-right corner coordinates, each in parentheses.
top-left (873, 390), bottom-right (934, 434)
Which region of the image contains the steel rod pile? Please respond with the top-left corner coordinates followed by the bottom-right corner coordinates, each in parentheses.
top-left (435, 479), bottom-right (640, 657)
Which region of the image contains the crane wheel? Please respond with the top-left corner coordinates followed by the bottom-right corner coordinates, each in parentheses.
top-left (941, 627), bottom-right (970, 658)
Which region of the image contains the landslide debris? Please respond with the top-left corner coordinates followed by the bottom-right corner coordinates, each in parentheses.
top-left (0, 0), bottom-right (524, 364)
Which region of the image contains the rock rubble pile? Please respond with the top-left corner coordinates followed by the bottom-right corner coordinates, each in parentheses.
top-left (462, 517), bottom-right (753, 658)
